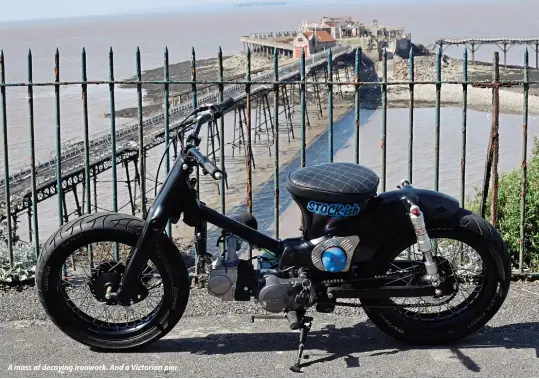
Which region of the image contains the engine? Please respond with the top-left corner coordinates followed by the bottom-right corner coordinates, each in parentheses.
top-left (257, 271), bottom-right (316, 313)
top-left (207, 259), bottom-right (316, 313)
top-left (206, 212), bottom-right (316, 312)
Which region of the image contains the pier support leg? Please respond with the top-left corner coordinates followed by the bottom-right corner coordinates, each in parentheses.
top-left (291, 84), bottom-right (296, 115)
top-left (27, 204), bottom-right (32, 243)
top-left (264, 93), bottom-right (275, 138)
top-left (93, 167), bottom-right (98, 212)
top-left (232, 109), bottom-right (238, 158)
top-left (262, 93), bottom-right (273, 155)
top-left (254, 98), bottom-right (261, 142)
top-left (305, 95), bottom-right (311, 128)
top-left (536, 43), bottom-right (538, 69)
top-left (133, 157), bottom-right (139, 211)
top-left (282, 86), bottom-right (295, 141)
top-left (312, 70), bottom-right (323, 119)
top-left (233, 107), bottom-right (247, 159)
top-left (242, 106), bottom-right (256, 169)
top-left (12, 214), bottom-right (18, 244)
top-left (73, 185), bottom-right (82, 217)
top-left (62, 191), bottom-right (69, 223)
top-left (124, 161), bottom-right (136, 216)
top-left (336, 67), bottom-right (344, 100)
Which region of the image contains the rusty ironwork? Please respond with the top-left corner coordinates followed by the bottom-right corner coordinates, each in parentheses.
top-left (0, 44), bottom-right (538, 281)
top-left (480, 53), bottom-right (501, 224)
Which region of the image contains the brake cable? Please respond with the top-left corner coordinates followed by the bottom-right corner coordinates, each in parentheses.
top-left (153, 111), bottom-right (197, 197)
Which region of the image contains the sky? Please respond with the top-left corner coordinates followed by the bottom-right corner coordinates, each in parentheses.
top-left (0, 0), bottom-right (483, 23)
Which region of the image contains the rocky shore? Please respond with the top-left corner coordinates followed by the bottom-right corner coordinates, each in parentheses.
top-left (112, 53), bottom-right (295, 118)
top-left (388, 54), bottom-right (539, 115)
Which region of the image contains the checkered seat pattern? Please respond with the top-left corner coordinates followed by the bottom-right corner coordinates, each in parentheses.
top-left (286, 162), bottom-right (380, 203)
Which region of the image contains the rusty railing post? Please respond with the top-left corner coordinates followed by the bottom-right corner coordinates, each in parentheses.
top-left (480, 53), bottom-right (500, 223)
top-left (520, 49), bottom-right (529, 273)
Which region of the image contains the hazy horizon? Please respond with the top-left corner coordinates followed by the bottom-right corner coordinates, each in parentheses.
top-left (0, 0), bottom-right (500, 23)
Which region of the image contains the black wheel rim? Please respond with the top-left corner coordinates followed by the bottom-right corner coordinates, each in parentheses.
top-left (381, 235), bottom-right (488, 323)
top-left (56, 240), bottom-right (168, 336)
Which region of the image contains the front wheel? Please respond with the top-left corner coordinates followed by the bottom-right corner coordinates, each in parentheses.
top-left (362, 209), bottom-right (511, 345)
top-left (36, 212), bottom-right (190, 350)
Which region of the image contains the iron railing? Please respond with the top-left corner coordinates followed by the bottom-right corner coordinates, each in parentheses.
top-left (0, 44), bottom-right (537, 280)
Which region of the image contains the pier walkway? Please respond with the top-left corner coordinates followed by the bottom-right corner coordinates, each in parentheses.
top-left (0, 45), bottom-right (353, 217)
top-left (434, 37), bottom-right (539, 67)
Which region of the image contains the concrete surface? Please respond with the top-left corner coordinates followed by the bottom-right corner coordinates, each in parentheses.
top-left (1, 283), bottom-right (539, 378)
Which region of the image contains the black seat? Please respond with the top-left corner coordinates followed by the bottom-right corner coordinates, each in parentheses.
top-left (286, 162), bottom-right (379, 203)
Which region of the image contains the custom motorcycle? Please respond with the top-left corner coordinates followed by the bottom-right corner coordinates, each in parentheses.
top-left (36, 98), bottom-right (511, 372)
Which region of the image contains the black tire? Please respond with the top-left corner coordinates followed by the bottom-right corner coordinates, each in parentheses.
top-left (36, 212), bottom-right (190, 351)
top-left (361, 209), bottom-right (511, 345)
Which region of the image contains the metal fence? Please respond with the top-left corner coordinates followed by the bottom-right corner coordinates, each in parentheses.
top-left (0, 44), bottom-right (537, 281)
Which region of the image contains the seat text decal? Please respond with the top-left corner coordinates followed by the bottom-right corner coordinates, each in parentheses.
top-left (306, 201), bottom-right (361, 217)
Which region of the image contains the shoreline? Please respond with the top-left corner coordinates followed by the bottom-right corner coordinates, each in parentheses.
top-left (112, 53), bottom-right (296, 118)
top-left (388, 55), bottom-right (539, 115)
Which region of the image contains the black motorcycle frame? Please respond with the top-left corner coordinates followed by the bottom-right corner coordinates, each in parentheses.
top-left (115, 101), bottom-right (463, 306)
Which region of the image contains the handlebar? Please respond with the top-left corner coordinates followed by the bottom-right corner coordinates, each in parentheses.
top-left (177, 98), bottom-right (234, 181)
top-left (188, 148), bottom-right (225, 180)
top-left (214, 97), bottom-right (235, 113)
top-left (197, 97), bottom-right (235, 118)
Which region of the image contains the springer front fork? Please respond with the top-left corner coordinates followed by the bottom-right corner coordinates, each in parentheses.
top-left (400, 180), bottom-right (440, 286)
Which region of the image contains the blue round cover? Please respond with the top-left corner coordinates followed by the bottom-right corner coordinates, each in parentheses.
top-left (321, 246), bottom-right (347, 272)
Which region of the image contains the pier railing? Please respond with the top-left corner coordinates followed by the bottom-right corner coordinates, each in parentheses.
top-left (0, 44), bottom-right (537, 283)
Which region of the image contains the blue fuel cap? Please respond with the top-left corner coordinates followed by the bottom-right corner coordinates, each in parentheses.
top-left (321, 246), bottom-right (347, 272)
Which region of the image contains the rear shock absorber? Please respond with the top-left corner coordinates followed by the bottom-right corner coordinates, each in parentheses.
top-left (408, 204), bottom-right (440, 286)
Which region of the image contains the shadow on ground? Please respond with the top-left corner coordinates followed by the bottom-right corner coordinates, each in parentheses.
top-left (125, 321), bottom-right (539, 373)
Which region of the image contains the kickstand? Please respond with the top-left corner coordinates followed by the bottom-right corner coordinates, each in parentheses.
top-left (290, 316), bottom-right (313, 373)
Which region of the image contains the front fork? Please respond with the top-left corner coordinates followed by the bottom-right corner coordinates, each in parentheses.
top-left (401, 181), bottom-right (440, 286)
top-left (115, 158), bottom-right (191, 305)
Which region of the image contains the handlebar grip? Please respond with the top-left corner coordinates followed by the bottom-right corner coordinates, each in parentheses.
top-left (215, 97), bottom-right (234, 113)
top-left (188, 148), bottom-right (225, 180)
top-left (202, 160), bottom-right (224, 180)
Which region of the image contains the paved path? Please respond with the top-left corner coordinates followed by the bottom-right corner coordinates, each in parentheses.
top-left (1, 282), bottom-right (539, 378)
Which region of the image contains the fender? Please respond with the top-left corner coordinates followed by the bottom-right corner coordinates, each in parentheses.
top-left (324, 187), bottom-right (461, 264)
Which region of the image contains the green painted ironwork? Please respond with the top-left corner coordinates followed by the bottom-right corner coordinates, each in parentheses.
top-left (327, 49), bottom-right (334, 162)
top-left (164, 47), bottom-right (171, 237)
top-left (136, 47), bottom-right (146, 218)
top-left (435, 46), bottom-right (442, 192)
top-left (27, 50), bottom-right (39, 258)
top-left (246, 47), bottom-right (253, 259)
top-left (54, 49), bottom-right (63, 227)
top-left (0, 45), bottom-right (537, 280)
top-left (0, 50), bottom-right (13, 267)
top-left (381, 49), bottom-right (387, 193)
top-left (520, 49), bottom-right (529, 273)
top-left (108, 48), bottom-right (119, 261)
top-left (218, 47), bottom-right (226, 216)
top-left (408, 47), bottom-right (414, 184)
top-left (300, 50), bottom-right (306, 168)
top-left (354, 47), bottom-right (361, 164)
top-left (273, 48), bottom-right (280, 239)
top-left (461, 48), bottom-right (468, 208)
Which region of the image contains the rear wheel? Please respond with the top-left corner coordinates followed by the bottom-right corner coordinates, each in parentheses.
top-left (361, 209), bottom-right (511, 345)
top-left (36, 212), bottom-right (190, 351)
